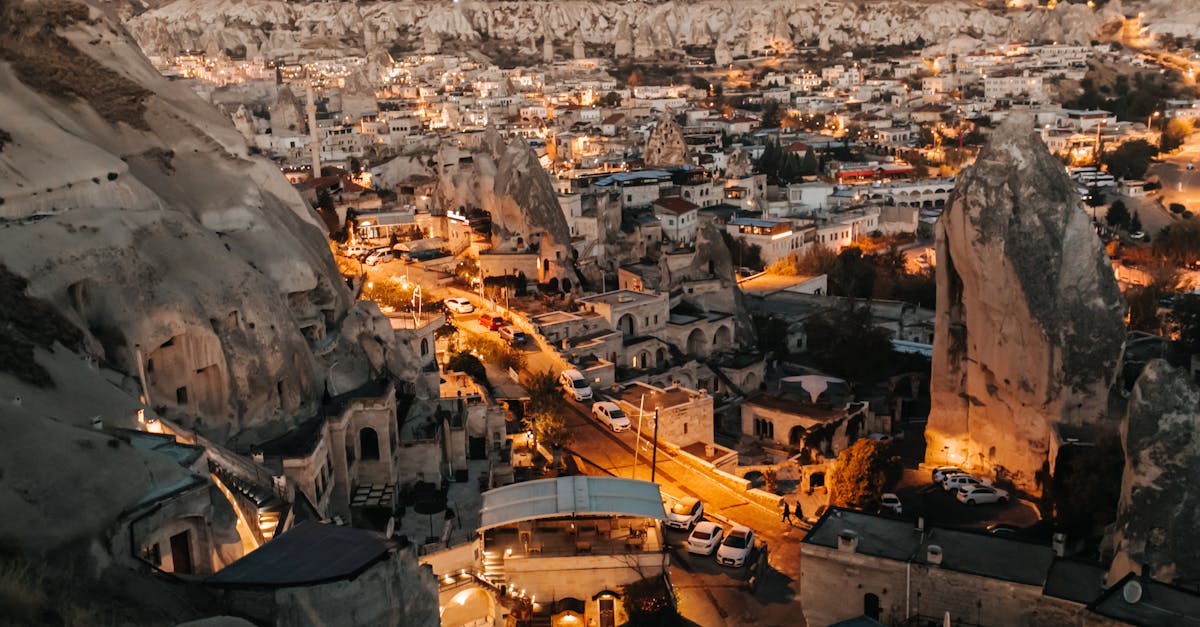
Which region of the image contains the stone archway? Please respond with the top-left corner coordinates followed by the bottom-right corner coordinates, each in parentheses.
top-left (655, 347), bottom-right (666, 367)
top-left (617, 313), bottom-right (636, 336)
top-left (743, 371), bottom-right (760, 391)
top-left (686, 328), bottom-right (709, 357)
top-left (713, 325), bottom-right (733, 351)
top-left (442, 587), bottom-right (495, 627)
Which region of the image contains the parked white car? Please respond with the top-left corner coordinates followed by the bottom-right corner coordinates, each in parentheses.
top-left (364, 249), bottom-right (394, 265)
top-left (591, 401), bottom-right (630, 432)
top-left (880, 493), bottom-right (902, 515)
top-left (932, 466), bottom-right (964, 485)
top-left (666, 497), bottom-right (703, 530)
top-left (561, 369), bottom-right (593, 402)
top-left (943, 474), bottom-right (992, 493)
top-left (444, 297), bottom-right (475, 314)
top-left (687, 522), bottom-right (724, 556)
top-left (956, 485), bottom-right (1010, 505)
top-left (717, 525), bottom-right (755, 567)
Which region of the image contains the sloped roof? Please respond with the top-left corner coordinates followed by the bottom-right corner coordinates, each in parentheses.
top-left (479, 476), bottom-right (665, 531)
top-left (207, 522), bottom-right (390, 587)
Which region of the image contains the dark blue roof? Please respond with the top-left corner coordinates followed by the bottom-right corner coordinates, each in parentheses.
top-left (207, 522), bottom-right (390, 587)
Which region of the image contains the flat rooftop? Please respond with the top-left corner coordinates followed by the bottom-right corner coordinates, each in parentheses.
top-left (578, 289), bottom-right (662, 307)
top-left (737, 272), bottom-right (823, 297)
top-left (613, 382), bottom-right (699, 412)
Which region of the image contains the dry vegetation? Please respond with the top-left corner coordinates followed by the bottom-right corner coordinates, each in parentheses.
top-left (0, 0), bottom-right (151, 130)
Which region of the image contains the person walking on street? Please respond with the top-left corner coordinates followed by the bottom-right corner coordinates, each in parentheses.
top-left (781, 500), bottom-right (792, 525)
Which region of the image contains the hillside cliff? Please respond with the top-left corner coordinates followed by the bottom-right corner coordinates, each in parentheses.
top-left (0, 0), bottom-right (391, 447)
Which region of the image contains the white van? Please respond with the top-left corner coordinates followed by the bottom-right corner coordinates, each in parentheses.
top-left (560, 369), bottom-right (593, 402)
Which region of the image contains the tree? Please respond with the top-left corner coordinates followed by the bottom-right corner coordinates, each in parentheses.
top-left (599, 91), bottom-right (622, 107)
top-left (1106, 200), bottom-right (1131, 229)
top-left (524, 369), bottom-right (561, 415)
top-left (1102, 139), bottom-right (1157, 180)
top-left (1170, 293), bottom-right (1200, 353)
top-left (1160, 118), bottom-right (1194, 153)
top-left (1052, 435), bottom-right (1124, 538)
top-left (524, 410), bottom-right (573, 469)
top-left (828, 439), bottom-right (901, 510)
top-left (802, 302), bottom-right (896, 382)
top-left (800, 147), bottom-right (819, 176)
top-left (1154, 221), bottom-right (1200, 265)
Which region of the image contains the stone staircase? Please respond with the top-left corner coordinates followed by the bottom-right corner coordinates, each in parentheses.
top-left (480, 549), bottom-right (506, 586)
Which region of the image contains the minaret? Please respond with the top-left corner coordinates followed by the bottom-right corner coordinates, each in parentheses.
top-left (306, 81), bottom-right (321, 179)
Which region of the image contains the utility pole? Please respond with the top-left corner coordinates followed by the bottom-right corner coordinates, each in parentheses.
top-left (632, 394), bottom-right (645, 479)
top-left (650, 407), bottom-right (660, 483)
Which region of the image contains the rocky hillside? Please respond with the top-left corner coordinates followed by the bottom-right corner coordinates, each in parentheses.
top-left (0, 0), bottom-right (392, 446)
top-left (1108, 360), bottom-right (1200, 587)
top-left (924, 114), bottom-right (1126, 496)
top-left (113, 0), bottom-right (1195, 63)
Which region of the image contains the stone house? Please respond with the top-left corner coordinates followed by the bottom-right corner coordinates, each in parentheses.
top-left (799, 508), bottom-right (1188, 626)
top-left (653, 196), bottom-right (700, 243)
top-left (613, 381), bottom-right (715, 447)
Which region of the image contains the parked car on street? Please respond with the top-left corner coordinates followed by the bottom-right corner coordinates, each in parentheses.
top-left (956, 485), bottom-right (1009, 505)
top-left (364, 249), bottom-right (394, 265)
top-left (343, 245), bottom-right (370, 258)
top-left (943, 474), bottom-right (992, 493)
top-left (477, 312), bottom-right (507, 330)
top-left (717, 525), bottom-right (755, 567)
top-left (560, 369), bottom-right (593, 402)
top-left (880, 493), bottom-right (902, 515)
top-left (666, 496), bottom-right (704, 530)
top-left (497, 325), bottom-right (528, 345)
top-left (591, 401), bottom-right (630, 432)
top-left (444, 298), bottom-right (475, 314)
top-left (986, 523), bottom-right (1021, 538)
top-left (931, 466), bottom-right (964, 485)
top-left (687, 521), bottom-right (724, 556)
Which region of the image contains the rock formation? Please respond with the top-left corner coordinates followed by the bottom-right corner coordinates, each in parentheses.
top-left (437, 128), bottom-right (578, 284)
top-left (1108, 360), bottom-right (1200, 586)
top-left (924, 115), bottom-right (1126, 495)
top-left (122, 0), bottom-right (1178, 64)
top-left (644, 112), bottom-right (687, 168)
top-left (0, 0), bottom-right (403, 448)
top-left (725, 148), bottom-right (752, 178)
top-left (268, 84), bottom-right (305, 135)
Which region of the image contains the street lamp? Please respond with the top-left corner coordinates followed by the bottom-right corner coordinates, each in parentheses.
top-left (1148, 111), bottom-right (1160, 130)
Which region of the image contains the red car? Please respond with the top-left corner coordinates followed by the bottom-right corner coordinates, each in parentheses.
top-left (478, 312), bottom-right (507, 330)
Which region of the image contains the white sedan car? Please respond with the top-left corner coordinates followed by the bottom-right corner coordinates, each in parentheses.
top-left (943, 474), bottom-right (992, 493)
top-left (444, 298), bottom-right (475, 314)
top-left (665, 497), bottom-right (703, 530)
top-left (956, 485), bottom-right (1010, 505)
top-left (591, 401), bottom-right (631, 432)
top-left (716, 525), bottom-right (755, 567)
top-left (932, 466), bottom-right (964, 485)
top-left (880, 493), bottom-right (902, 515)
top-left (686, 521), bottom-right (724, 556)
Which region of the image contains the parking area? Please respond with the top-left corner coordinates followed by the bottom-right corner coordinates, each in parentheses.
top-left (888, 468), bottom-right (1042, 532)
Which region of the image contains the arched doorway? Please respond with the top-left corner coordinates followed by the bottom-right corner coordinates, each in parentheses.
top-left (686, 328), bottom-right (708, 357)
top-left (617, 313), bottom-right (636, 336)
top-left (863, 593), bottom-right (881, 620)
top-left (359, 427), bottom-right (380, 460)
top-left (655, 347), bottom-right (666, 367)
top-left (789, 425), bottom-right (806, 446)
top-left (713, 325), bottom-right (733, 351)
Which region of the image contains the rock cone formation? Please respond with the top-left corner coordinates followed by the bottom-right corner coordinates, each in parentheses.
top-left (1108, 360), bottom-right (1200, 586)
top-left (644, 113), bottom-right (687, 168)
top-left (924, 115), bottom-right (1126, 495)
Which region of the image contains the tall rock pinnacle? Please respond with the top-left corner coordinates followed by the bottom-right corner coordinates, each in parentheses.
top-left (924, 114), bottom-right (1126, 495)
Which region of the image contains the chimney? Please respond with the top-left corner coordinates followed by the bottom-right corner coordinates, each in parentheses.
top-left (916, 516), bottom-right (925, 533)
top-left (837, 530), bottom-right (859, 552)
top-left (926, 544), bottom-right (943, 566)
top-left (91, 415), bottom-right (104, 430)
top-left (1052, 533), bottom-right (1066, 557)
